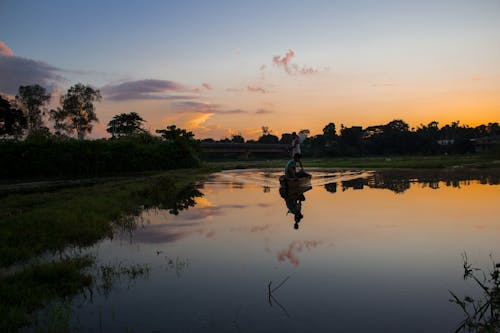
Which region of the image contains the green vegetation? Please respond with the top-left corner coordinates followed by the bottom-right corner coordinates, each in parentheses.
top-left (0, 132), bottom-right (200, 180)
top-left (450, 253), bottom-right (500, 332)
top-left (0, 169), bottom-right (206, 332)
top-left (208, 154), bottom-right (500, 170)
top-left (0, 256), bottom-right (93, 333)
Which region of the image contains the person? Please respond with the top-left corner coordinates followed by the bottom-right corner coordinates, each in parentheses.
top-left (289, 132), bottom-right (300, 156)
top-left (289, 132), bottom-right (304, 171)
top-left (285, 153), bottom-right (301, 179)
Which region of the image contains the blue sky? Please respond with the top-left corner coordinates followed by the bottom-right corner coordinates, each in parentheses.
top-left (1, 0), bottom-right (499, 138)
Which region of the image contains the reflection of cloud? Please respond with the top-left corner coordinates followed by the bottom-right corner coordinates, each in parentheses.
top-left (131, 224), bottom-right (200, 244)
top-left (255, 109), bottom-right (273, 115)
top-left (250, 224), bottom-right (270, 232)
top-left (0, 55), bottom-right (65, 95)
top-left (101, 79), bottom-right (193, 101)
top-left (272, 49), bottom-right (321, 75)
top-left (0, 41), bottom-right (14, 56)
top-left (277, 240), bottom-right (322, 266)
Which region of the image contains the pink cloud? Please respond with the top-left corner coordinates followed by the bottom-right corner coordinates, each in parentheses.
top-left (0, 41), bottom-right (14, 56)
top-left (272, 49), bottom-right (321, 75)
top-left (202, 82), bottom-right (212, 90)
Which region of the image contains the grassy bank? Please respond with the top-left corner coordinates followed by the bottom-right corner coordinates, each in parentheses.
top-left (0, 168), bottom-right (208, 332)
top-left (207, 154), bottom-right (500, 170)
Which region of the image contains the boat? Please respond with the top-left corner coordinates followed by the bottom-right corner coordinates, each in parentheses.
top-left (279, 172), bottom-right (312, 188)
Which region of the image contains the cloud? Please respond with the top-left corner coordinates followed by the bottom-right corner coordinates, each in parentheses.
top-left (0, 41), bottom-right (14, 56)
top-left (272, 49), bottom-right (321, 75)
top-left (259, 64), bottom-right (267, 71)
top-left (0, 55), bottom-right (65, 95)
top-left (202, 82), bottom-right (212, 90)
top-left (171, 101), bottom-right (247, 115)
top-left (255, 109), bottom-right (273, 114)
top-left (247, 85), bottom-right (269, 94)
top-left (101, 79), bottom-right (193, 101)
top-left (226, 85), bottom-right (271, 94)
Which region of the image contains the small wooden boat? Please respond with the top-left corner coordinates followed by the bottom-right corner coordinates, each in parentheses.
top-left (279, 172), bottom-right (312, 188)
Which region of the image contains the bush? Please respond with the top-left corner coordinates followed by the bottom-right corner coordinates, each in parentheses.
top-left (0, 136), bottom-right (201, 179)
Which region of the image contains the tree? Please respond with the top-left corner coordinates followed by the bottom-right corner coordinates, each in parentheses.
top-left (50, 83), bottom-right (101, 139)
top-left (156, 125), bottom-right (195, 142)
top-left (323, 123), bottom-right (336, 141)
top-left (106, 112), bottom-right (146, 138)
top-left (15, 84), bottom-right (51, 134)
top-left (0, 95), bottom-right (27, 139)
top-left (231, 133), bottom-right (245, 143)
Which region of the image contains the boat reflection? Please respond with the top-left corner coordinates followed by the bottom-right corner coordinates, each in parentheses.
top-left (279, 185), bottom-right (312, 229)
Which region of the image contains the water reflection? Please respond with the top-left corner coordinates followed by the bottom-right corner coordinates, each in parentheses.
top-left (321, 169), bottom-right (500, 194)
top-left (69, 168), bottom-right (500, 333)
top-left (279, 186), bottom-right (311, 229)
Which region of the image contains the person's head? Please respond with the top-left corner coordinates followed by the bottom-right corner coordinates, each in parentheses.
top-left (291, 132), bottom-right (297, 138)
top-left (293, 153), bottom-right (301, 161)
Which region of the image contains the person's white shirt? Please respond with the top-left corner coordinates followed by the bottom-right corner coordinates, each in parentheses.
top-left (291, 137), bottom-right (301, 156)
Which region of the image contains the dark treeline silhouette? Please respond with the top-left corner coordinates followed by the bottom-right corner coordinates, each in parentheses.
top-left (202, 120), bottom-right (500, 157)
top-left (0, 84), bottom-right (200, 179)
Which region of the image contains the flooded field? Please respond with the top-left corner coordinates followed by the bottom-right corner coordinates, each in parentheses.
top-left (57, 169), bottom-right (499, 332)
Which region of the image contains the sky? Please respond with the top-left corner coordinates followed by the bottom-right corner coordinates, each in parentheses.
top-left (1, 0), bottom-right (499, 139)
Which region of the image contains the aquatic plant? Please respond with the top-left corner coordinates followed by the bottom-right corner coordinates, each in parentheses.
top-left (449, 253), bottom-right (500, 332)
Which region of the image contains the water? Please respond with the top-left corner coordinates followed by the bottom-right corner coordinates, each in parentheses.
top-left (70, 169), bottom-right (499, 332)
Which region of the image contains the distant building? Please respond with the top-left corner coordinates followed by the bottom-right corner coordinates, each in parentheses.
top-left (470, 136), bottom-right (499, 152)
top-left (437, 139), bottom-right (455, 146)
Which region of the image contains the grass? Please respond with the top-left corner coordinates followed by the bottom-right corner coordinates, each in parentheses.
top-left (0, 168), bottom-right (207, 332)
top-left (206, 154), bottom-right (500, 170)
top-left (0, 256), bottom-right (93, 333)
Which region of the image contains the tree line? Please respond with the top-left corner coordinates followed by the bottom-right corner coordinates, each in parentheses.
top-left (203, 120), bottom-right (500, 156)
top-left (0, 84), bottom-right (200, 179)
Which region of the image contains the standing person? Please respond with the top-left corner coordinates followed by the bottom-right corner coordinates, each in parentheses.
top-left (289, 132), bottom-right (304, 172)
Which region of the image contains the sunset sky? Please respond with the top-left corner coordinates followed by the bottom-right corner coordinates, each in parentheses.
top-left (1, 0), bottom-right (499, 139)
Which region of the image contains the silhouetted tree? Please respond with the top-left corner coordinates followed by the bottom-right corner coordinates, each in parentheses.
top-left (258, 125), bottom-right (279, 144)
top-left (0, 95), bottom-right (27, 139)
top-left (50, 83), bottom-right (101, 139)
top-left (106, 112), bottom-right (146, 138)
top-left (339, 125), bottom-right (363, 155)
top-left (231, 134), bottom-right (245, 143)
top-left (156, 125), bottom-right (195, 142)
top-left (15, 84), bottom-right (51, 134)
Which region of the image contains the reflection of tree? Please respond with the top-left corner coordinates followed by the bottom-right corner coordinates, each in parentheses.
top-left (324, 182), bottom-right (337, 193)
top-left (324, 170), bottom-right (499, 195)
top-left (136, 176), bottom-right (203, 215)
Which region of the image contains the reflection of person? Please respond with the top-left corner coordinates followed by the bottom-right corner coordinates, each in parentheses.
top-left (280, 186), bottom-right (310, 230)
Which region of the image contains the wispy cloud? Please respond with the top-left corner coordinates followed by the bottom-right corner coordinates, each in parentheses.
top-left (202, 82), bottom-right (212, 90)
top-left (226, 85), bottom-right (271, 94)
top-left (272, 49), bottom-right (322, 75)
top-left (101, 79), bottom-right (195, 101)
top-left (255, 109), bottom-right (273, 114)
top-left (171, 101), bottom-right (247, 115)
top-left (247, 85), bottom-right (269, 94)
top-left (0, 41), bottom-right (14, 56)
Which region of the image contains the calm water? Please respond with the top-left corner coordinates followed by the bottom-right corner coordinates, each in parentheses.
top-left (69, 169), bottom-right (500, 333)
